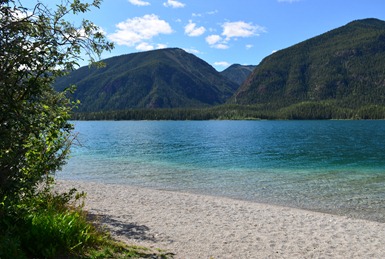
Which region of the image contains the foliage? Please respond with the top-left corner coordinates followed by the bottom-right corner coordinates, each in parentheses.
top-left (0, 190), bottom-right (92, 258)
top-left (0, 0), bottom-right (144, 258)
top-left (232, 18), bottom-right (385, 112)
top-left (220, 64), bottom-right (256, 86)
top-left (0, 0), bottom-right (172, 257)
top-left (0, 0), bottom-right (113, 201)
top-left (0, 190), bottom-right (172, 258)
top-left (71, 105), bottom-right (269, 120)
top-left (71, 103), bottom-right (385, 121)
top-left (54, 48), bottom-right (238, 111)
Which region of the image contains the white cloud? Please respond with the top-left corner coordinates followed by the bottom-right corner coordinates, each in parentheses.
top-left (214, 61), bottom-right (231, 67)
top-left (205, 21), bottom-right (265, 49)
top-left (183, 48), bottom-right (201, 54)
top-left (192, 10), bottom-right (217, 18)
top-left (163, 0), bottom-right (185, 8)
top-left (246, 44), bottom-right (253, 49)
top-left (207, 10), bottom-right (218, 15)
top-left (214, 43), bottom-right (229, 49)
top-left (222, 21), bottom-right (266, 40)
top-left (205, 34), bottom-right (229, 49)
top-left (185, 20), bottom-right (206, 37)
top-left (136, 42), bottom-right (168, 51)
top-left (156, 44), bottom-right (168, 49)
top-left (205, 34), bottom-right (222, 45)
top-left (108, 14), bottom-right (173, 47)
top-left (128, 0), bottom-right (150, 6)
top-left (136, 42), bottom-right (155, 51)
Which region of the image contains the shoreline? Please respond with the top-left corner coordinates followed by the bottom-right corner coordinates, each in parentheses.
top-left (56, 180), bottom-right (385, 258)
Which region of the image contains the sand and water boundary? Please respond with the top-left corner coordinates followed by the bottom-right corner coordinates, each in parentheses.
top-left (56, 180), bottom-right (385, 258)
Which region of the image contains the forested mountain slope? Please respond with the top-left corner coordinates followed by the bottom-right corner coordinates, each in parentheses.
top-left (232, 18), bottom-right (385, 111)
top-left (54, 48), bottom-right (237, 112)
top-left (220, 64), bottom-right (256, 86)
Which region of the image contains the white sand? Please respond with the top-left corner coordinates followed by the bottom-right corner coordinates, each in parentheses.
top-left (56, 180), bottom-right (385, 258)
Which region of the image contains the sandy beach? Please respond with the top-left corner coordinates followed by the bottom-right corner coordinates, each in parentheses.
top-left (56, 180), bottom-right (385, 258)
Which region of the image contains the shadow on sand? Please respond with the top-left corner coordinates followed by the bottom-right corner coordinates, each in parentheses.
top-left (88, 213), bottom-right (157, 242)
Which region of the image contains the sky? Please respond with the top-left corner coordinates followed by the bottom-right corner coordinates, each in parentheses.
top-left (44, 0), bottom-right (385, 71)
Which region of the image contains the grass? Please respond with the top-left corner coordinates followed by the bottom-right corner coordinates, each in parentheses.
top-left (0, 187), bottom-right (174, 258)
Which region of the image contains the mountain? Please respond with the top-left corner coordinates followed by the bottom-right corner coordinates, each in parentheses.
top-left (232, 18), bottom-right (385, 110)
top-left (220, 64), bottom-right (256, 86)
top-left (54, 48), bottom-right (238, 112)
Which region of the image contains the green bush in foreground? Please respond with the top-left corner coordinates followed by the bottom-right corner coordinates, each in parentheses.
top-left (0, 0), bottom-right (146, 257)
top-left (23, 207), bottom-right (94, 257)
top-left (0, 189), bottom-right (90, 258)
top-left (0, 188), bottom-right (171, 258)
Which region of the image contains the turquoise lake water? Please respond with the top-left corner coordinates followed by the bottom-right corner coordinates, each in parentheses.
top-left (58, 120), bottom-right (385, 222)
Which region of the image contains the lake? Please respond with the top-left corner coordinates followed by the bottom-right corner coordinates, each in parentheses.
top-left (58, 120), bottom-right (385, 222)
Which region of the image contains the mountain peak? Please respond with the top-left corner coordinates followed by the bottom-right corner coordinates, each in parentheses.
top-left (221, 64), bottom-right (256, 86)
top-left (55, 48), bottom-right (237, 111)
top-left (346, 18), bottom-right (385, 28)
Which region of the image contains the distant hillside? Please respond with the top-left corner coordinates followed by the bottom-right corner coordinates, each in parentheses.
top-left (54, 48), bottom-right (237, 112)
top-left (220, 64), bottom-right (256, 86)
top-left (232, 18), bottom-right (385, 113)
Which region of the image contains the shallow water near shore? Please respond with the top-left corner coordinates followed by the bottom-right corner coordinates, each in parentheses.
top-left (58, 120), bottom-right (385, 222)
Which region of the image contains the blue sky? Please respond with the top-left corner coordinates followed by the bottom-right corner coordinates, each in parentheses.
top-left (49, 0), bottom-right (385, 71)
